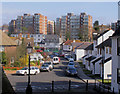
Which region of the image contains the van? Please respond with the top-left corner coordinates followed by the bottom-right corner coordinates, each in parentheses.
top-left (52, 57), bottom-right (60, 64)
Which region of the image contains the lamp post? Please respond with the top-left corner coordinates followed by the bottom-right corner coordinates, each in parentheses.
top-left (26, 42), bottom-right (33, 94)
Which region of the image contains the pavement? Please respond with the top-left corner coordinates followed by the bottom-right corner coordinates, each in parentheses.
top-left (5, 57), bottom-right (98, 93)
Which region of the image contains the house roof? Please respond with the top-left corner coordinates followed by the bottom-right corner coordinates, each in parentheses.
top-left (96, 29), bottom-right (110, 39)
top-left (72, 42), bottom-right (84, 48)
top-left (64, 40), bottom-right (73, 45)
top-left (99, 57), bottom-right (112, 64)
top-left (95, 38), bottom-right (111, 48)
top-left (0, 31), bottom-right (17, 46)
top-left (112, 26), bottom-right (120, 37)
top-left (85, 56), bottom-right (96, 62)
top-left (75, 42), bottom-right (93, 49)
top-left (104, 57), bottom-right (112, 63)
top-left (84, 43), bottom-right (93, 50)
top-left (91, 57), bottom-right (102, 64)
top-left (82, 55), bottom-right (87, 58)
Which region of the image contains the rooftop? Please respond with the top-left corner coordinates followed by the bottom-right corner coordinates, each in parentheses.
top-left (0, 31), bottom-right (17, 46)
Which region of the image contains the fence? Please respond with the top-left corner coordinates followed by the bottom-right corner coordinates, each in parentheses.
top-left (94, 79), bottom-right (115, 94)
top-left (51, 80), bottom-right (89, 92)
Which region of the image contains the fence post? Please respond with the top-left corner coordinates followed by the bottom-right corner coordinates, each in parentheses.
top-left (52, 81), bottom-right (54, 92)
top-left (69, 80), bottom-right (71, 91)
top-left (86, 80), bottom-right (88, 91)
top-left (108, 86), bottom-right (109, 93)
top-left (99, 82), bottom-right (101, 92)
top-left (113, 87), bottom-right (114, 94)
top-left (94, 79), bottom-right (96, 89)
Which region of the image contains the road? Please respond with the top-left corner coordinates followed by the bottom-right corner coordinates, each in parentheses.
top-left (6, 57), bottom-right (96, 93)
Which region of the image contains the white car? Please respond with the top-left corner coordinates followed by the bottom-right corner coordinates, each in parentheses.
top-left (40, 64), bottom-right (50, 72)
top-left (44, 61), bottom-right (54, 70)
top-left (52, 57), bottom-right (60, 64)
top-left (16, 66), bottom-right (40, 75)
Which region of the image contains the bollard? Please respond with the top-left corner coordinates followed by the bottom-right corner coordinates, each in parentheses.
top-left (99, 83), bottom-right (101, 92)
top-left (108, 86), bottom-right (109, 93)
top-left (113, 87), bottom-right (114, 94)
top-left (94, 79), bottom-right (96, 89)
top-left (52, 81), bottom-right (54, 92)
top-left (86, 80), bottom-right (88, 91)
top-left (69, 80), bottom-right (71, 91)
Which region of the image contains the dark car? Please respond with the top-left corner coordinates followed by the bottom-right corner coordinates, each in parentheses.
top-left (66, 67), bottom-right (78, 76)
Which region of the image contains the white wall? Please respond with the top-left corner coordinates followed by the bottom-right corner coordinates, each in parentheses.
top-left (111, 37), bottom-right (119, 93)
top-left (75, 49), bottom-right (85, 61)
top-left (104, 60), bottom-right (112, 79)
top-left (97, 30), bottom-right (114, 45)
top-left (63, 45), bottom-right (72, 51)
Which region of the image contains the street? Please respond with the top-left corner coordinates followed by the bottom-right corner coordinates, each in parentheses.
top-left (6, 57), bottom-right (96, 93)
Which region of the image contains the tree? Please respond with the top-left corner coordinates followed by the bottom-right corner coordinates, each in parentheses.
top-left (93, 20), bottom-right (100, 32)
top-left (1, 52), bottom-right (7, 65)
top-left (78, 31), bottom-right (83, 40)
top-left (66, 31), bottom-right (71, 40)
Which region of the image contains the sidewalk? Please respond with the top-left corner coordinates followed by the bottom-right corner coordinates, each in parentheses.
top-left (75, 62), bottom-right (96, 84)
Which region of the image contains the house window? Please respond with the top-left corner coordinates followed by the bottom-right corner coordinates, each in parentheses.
top-left (109, 47), bottom-right (111, 54)
top-left (97, 49), bottom-right (99, 54)
top-left (117, 37), bottom-right (120, 56)
top-left (100, 48), bottom-right (102, 55)
top-left (106, 47), bottom-right (108, 54)
top-left (11, 57), bottom-right (14, 63)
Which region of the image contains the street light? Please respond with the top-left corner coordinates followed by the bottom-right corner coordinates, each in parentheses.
top-left (26, 42), bottom-right (33, 94)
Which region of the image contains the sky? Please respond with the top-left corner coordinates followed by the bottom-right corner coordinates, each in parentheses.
top-left (1, 2), bottom-right (118, 25)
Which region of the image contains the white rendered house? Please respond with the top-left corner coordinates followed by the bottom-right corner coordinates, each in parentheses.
top-left (111, 27), bottom-right (120, 93)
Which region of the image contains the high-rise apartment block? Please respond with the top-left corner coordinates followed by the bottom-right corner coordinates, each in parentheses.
top-left (9, 13), bottom-right (47, 34)
top-left (23, 14), bottom-right (34, 33)
top-left (34, 13), bottom-right (47, 34)
top-left (16, 16), bottom-right (23, 33)
top-left (47, 20), bottom-right (55, 34)
top-left (8, 20), bottom-right (16, 33)
top-left (55, 12), bottom-right (93, 40)
top-left (55, 18), bottom-right (61, 36)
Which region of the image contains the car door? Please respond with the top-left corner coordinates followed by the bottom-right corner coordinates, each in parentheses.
top-left (30, 67), bottom-right (35, 74)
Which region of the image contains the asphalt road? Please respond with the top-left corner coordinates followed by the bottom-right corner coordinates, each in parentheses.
top-left (6, 57), bottom-right (93, 93)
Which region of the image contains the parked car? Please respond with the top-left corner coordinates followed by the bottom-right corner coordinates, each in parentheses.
top-left (67, 62), bottom-right (75, 68)
top-left (66, 67), bottom-right (78, 76)
top-left (16, 66), bottom-right (40, 75)
top-left (44, 61), bottom-right (54, 70)
top-left (68, 58), bottom-right (74, 62)
top-left (64, 54), bottom-right (69, 58)
top-left (49, 54), bottom-right (54, 58)
top-left (66, 55), bottom-right (73, 60)
top-left (40, 64), bottom-right (50, 72)
top-left (59, 54), bottom-right (64, 57)
top-left (52, 56), bottom-right (60, 64)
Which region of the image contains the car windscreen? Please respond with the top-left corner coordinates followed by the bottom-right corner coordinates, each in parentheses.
top-left (69, 63), bottom-right (74, 65)
top-left (21, 67), bottom-right (28, 70)
top-left (44, 62), bottom-right (51, 65)
top-left (68, 68), bottom-right (76, 71)
top-left (42, 64), bottom-right (48, 67)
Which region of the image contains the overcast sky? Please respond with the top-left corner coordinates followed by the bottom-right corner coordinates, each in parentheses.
top-left (1, 2), bottom-right (118, 25)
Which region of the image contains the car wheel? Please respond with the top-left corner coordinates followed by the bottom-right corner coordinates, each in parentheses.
top-left (34, 71), bottom-right (37, 75)
top-left (24, 72), bottom-right (27, 76)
